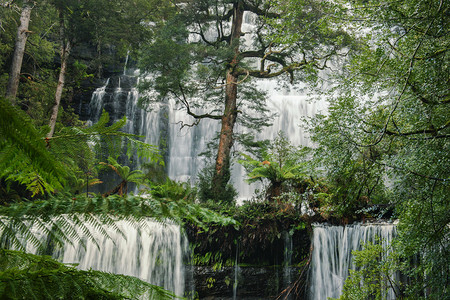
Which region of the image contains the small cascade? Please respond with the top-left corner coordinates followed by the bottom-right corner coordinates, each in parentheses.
top-left (308, 223), bottom-right (397, 300)
top-left (123, 50), bottom-right (130, 75)
top-left (88, 78), bottom-right (110, 122)
top-left (10, 218), bottom-right (190, 297)
top-left (283, 231), bottom-right (293, 296)
top-left (87, 73), bottom-right (163, 156)
top-left (233, 243), bottom-right (240, 299)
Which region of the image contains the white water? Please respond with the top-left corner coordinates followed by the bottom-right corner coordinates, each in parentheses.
top-left (87, 72), bottom-right (324, 201)
top-left (85, 10), bottom-right (326, 200)
top-left (14, 218), bottom-right (189, 297)
top-left (233, 243), bottom-right (240, 299)
top-left (283, 231), bottom-right (293, 296)
top-left (308, 223), bottom-right (398, 300)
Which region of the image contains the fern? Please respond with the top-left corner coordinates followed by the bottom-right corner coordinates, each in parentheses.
top-left (0, 249), bottom-right (178, 300)
top-left (1, 98), bottom-right (162, 197)
top-left (0, 194), bottom-right (239, 251)
top-left (0, 97), bottom-right (67, 194)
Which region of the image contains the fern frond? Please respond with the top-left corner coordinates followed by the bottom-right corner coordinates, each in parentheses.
top-left (0, 249), bottom-right (178, 299)
top-left (0, 97), bottom-right (67, 193)
top-left (0, 193), bottom-right (239, 273)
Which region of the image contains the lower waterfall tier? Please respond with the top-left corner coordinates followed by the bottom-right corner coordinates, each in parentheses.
top-left (308, 222), bottom-right (398, 300)
top-left (13, 218), bottom-right (190, 298)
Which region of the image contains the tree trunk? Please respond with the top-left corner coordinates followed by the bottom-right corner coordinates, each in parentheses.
top-left (5, 0), bottom-right (33, 104)
top-left (47, 9), bottom-right (71, 138)
top-left (212, 71), bottom-right (239, 192)
top-left (211, 2), bottom-right (244, 195)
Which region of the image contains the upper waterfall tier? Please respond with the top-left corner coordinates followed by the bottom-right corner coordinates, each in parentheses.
top-left (84, 72), bottom-right (326, 200)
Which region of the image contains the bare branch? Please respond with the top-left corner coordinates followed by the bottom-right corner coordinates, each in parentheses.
top-left (178, 84), bottom-right (222, 120)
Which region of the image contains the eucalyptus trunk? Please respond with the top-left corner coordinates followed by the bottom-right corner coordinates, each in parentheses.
top-left (211, 1), bottom-right (243, 195)
top-left (5, 0), bottom-right (33, 103)
top-left (47, 9), bottom-right (71, 138)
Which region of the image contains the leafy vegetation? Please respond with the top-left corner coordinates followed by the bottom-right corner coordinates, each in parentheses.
top-left (0, 249), bottom-right (177, 300)
top-left (239, 132), bottom-right (310, 201)
top-left (187, 198), bottom-right (309, 269)
top-left (304, 0), bottom-right (449, 298)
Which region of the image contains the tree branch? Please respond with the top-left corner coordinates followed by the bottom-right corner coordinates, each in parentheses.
top-left (242, 2), bottom-right (280, 19)
top-left (178, 84), bottom-right (222, 121)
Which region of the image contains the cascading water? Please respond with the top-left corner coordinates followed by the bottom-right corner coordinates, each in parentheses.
top-left (85, 74), bottom-right (324, 200)
top-left (12, 218), bottom-right (190, 297)
top-left (283, 231), bottom-right (293, 297)
top-left (233, 243), bottom-right (240, 300)
top-left (83, 10), bottom-right (326, 200)
top-left (308, 222), bottom-right (398, 300)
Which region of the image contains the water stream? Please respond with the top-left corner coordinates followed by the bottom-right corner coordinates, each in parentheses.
top-left (12, 218), bottom-right (190, 297)
top-left (283, 231), bottom-right (293, 299)
top-left (85, 71), bottom-right (325, 200)
top-left (233, 243), bottom-right (240, 299)
top-left (308, 222), bottom-right (398, 300)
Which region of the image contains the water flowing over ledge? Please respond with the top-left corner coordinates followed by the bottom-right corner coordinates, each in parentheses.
top-left (308, 222), bottom-right (398, 300)
top-left (83, 71), bottom-right (326, 201)
top-left (9, 218), bottom-right (190, 297)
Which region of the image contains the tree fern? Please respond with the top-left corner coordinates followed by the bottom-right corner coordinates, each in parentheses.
top-left (99, 157), bottom-right (145, 196)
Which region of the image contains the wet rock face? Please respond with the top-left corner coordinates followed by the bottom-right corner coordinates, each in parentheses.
top-left (188, 266), bottom-right (301, 299)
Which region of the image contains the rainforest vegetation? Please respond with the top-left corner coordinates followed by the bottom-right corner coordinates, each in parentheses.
top-left (0, 0), bottom-right (448, 299)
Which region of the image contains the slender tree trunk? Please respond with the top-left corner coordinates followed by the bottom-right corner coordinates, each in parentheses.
top-left (212, 71), bottom-right (239, 192)
top-left (211, 1), bottom-right (244, 195)
top-left (5, 0), bottom-right (33, 104)
top-left (47, 9), bottom-right (71, 138)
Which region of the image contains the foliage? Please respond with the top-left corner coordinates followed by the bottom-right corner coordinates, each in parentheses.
top-left (239, 132), bottom-right (310, 200)
top-left (268, 0), bottom-right (357, 58)
top-left (333, 241), bottom-right (403, 300)
top-left (149, 178), bottom-right (197, 202)
top-left (0, 96), bottom-right (67, 196)
top-left (0, 249), bottom-right (177, 300)
top-left (307, 113), bottom-right (390, 218)
top-left (197, 165), bottom-right (238, 205)
top-left (305, 0), bottom-right (449, 296)
top-left (0, 1), bottom-right (59, 117)
top-left (99, 157), bottom-right (145, 196)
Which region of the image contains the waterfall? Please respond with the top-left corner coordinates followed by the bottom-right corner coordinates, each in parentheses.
top-left (85, 72), bottom-right (324, 200)
top-left (233, 243), bottom-right (240, 299)
top-left (283, 231), bottom-right (293, 297)
top-left (83, 11), bottom-right (326, 200)
top-left (123, 50), bottom-right (130, 75)
top-left (308, 222), bottom-right (398, 300)
top-left (11, 218), bottom-right (190, 297)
